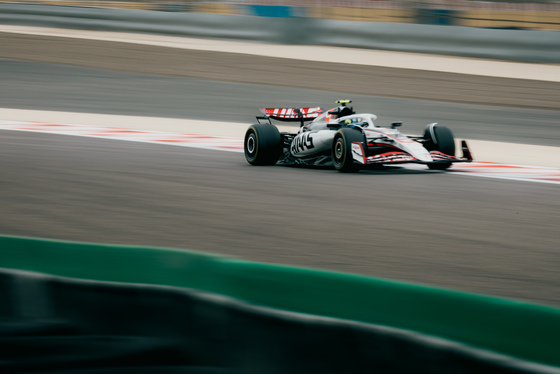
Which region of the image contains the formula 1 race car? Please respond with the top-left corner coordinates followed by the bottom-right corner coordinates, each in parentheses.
top-left (244, 100), bottom-right (473, 172)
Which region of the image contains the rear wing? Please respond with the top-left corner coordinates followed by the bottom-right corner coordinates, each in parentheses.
top-left (260, 107), bottom-right (323, 122)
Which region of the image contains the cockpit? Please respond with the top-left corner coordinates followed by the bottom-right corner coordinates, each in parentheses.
top-left (339, 114), bottom-right (378, 128)
top-left (303, 112), bottom-right (378, 132)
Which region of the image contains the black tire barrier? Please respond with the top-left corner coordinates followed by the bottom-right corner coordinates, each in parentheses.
top-left (2, 268), bottom-right (559, 374)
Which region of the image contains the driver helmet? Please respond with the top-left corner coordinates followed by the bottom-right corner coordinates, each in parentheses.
top-left (329, 99), bottom-right (355, 118)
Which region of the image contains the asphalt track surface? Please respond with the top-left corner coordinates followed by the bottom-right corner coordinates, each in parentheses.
top-left (2, 130), bottom-right (559, 307)
top-left (3, 32), bottom-right (559, 111)
top-left (1, 32), bottom-right (560, 307)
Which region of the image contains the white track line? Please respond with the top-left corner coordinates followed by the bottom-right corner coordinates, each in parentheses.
top-left (0, 120), bottom-right (243, 153)
top-left (449, 162), bottom-right (560, 185)
top-left (2, 119), bottom-right (559, 185)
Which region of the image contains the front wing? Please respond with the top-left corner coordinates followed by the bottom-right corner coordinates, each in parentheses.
top-left (352, 140), bottom-right (473, 165)
top-left (363, 151), bottom-right (470, 165)
top-left (277, 141), bottom-right (473, 168)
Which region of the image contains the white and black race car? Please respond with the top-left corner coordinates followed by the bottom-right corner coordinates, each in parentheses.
top-left (244, 100), bottom-right (473, 172)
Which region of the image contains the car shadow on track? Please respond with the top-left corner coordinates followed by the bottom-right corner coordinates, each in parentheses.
top-left (281, 164), bottom-right (439, 175)
top-left (360, 166), bottom-right (441, 175)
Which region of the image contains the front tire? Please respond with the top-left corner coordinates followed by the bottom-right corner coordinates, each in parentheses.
top-left (244, 124), bottom-right (283, 166)
top-left (428, 162), bottom-right (451, 170)
top-left (332, 128), bottom-right (364, 173)
top-left (424, 125), bottom-right (455, 170)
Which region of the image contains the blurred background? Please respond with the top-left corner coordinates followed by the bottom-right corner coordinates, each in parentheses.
top-left (2, 0), bottom-right (559, 30)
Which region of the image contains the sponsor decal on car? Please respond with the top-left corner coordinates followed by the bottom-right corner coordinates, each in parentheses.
top-left (291, 132), bottom-right (315, 154)
top-left (261, 107), bottom-right (323, 120)
top-left (367, 152), bottom-right (416, 164)
top-left (351, 142), bottom-right (366, 164)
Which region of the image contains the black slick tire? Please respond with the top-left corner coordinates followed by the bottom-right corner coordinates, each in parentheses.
top-left (424, 125), bottom-right (455, 170)
top-left (332, 128), bottom-right (364, 173)
top-left (244, 124), bottom-right (283, 166)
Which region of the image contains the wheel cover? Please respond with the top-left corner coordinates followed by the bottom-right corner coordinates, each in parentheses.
top-left (334, 139), bottom-right (344, 161)
top-left (247, 134), bottom-right (256, 155)
top-left (245, 133), bottom-right (257, 160)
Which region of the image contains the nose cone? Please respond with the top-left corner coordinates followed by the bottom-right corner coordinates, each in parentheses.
top-left (406, 143), bottom-right (433, 162)
top-left (417, 150), bottom-right (433, 162)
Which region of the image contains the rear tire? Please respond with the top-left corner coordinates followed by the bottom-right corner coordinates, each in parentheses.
top-left (244, 124), bottom-right (283, 166)
top-left (332, 128), bottom-right (364, 173)
top-left (424, 125), bottom-right (455, 170)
